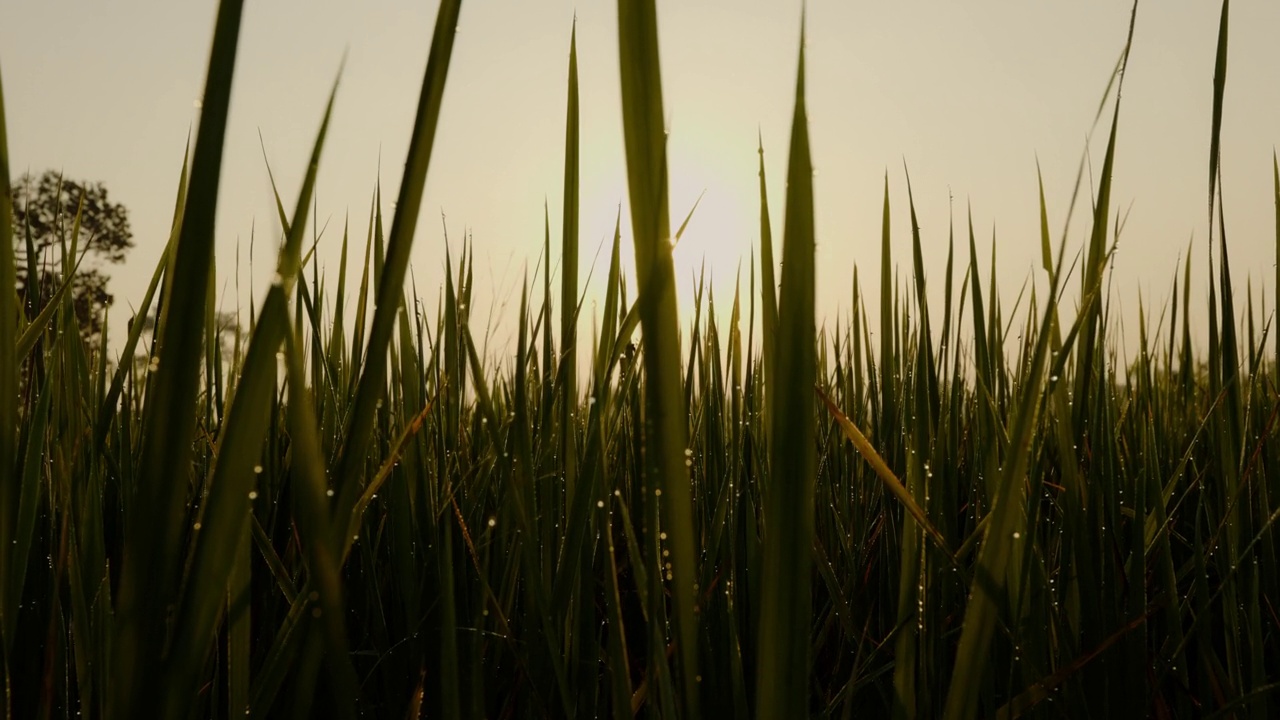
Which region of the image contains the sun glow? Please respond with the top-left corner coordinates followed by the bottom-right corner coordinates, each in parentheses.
top-left (580, 135), bottom-right (759, 341)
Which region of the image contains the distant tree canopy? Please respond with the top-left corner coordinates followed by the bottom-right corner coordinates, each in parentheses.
top-left (10, 170), bottom-right (134, 340)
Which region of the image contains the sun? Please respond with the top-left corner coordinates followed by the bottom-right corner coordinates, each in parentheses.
top-left (576, 132), bottom-right (759, 341)
top-left (665, 145), bottom-right (758, 330)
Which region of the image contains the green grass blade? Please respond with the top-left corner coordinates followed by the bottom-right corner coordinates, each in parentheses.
top-left (560, 21), bottom-right (580, 500)
top-left (95, 148), bottom-right (189, 451)
top-left (616, 0), bottom-right (701, 712)
top-left (880, 174), bottom-right (895, 442)
top-left (14, 231), bottom-right (89, 360)
top-left (332, 0), bottom-right (462, 530)
top-left (756, 25), bottom-right (816, 720)
top-left (109, 3), bottom-right (245, 715)
top-left (341, 401), bottom-right (433, 563)
top-left (284, 327), bottom-right (358, 718)
top-left (603, 197), bottom-right (704, 376)
top-left (942, 282), bottom-right (1056, 720)
top-left (905, 168), bottom-right (940, 419)
top-left (4, 371), bottom-right (50, 653)
top-left (0, 62), bottom-right (14, 507)
top-left (758, 134), bottom-right (779, 387)
top-left (0, 62), bottom-right (20, 675)
top-left (1208, 0), bottom-right (1230, 225)
top-left (162, 72), bottom-right (340, 715)
top-left (249, 590), bottom-right (311, 718)
top-left (1072, 5), bottom-right (1134, 421)
top-left (593, 211), bottom-right (623, 383)
top-left (227, 522), bottom-right (251, 720)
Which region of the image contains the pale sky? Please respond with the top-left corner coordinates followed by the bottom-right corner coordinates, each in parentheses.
top-left (3, 1), bottom-right (1278, 363)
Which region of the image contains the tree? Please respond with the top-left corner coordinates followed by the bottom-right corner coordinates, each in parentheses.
top-left (10, 170), bottom-right (134, 340)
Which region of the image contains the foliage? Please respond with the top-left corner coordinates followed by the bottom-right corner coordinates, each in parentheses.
top-left (10, 169), bottom-right (133, 339)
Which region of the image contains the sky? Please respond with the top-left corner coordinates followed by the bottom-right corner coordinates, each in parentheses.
top-left (3, 1), bottom-right (1278, 364)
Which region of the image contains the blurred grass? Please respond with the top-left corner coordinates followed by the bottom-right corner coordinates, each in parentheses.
top-left (2, 0), bottom-right (1279, 717)
top-left (110, 2), bottom-right (246, 715)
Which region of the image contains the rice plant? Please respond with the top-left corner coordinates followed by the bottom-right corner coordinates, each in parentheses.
top-left (1, 0), bottom-right (1277, 717)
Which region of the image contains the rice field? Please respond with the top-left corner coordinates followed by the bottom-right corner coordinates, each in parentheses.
top-left (2, 0), bottom-right (1278, 718)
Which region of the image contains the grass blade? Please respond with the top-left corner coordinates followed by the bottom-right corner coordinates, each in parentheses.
top-left (817, 388), bottom-right (953, 558)
top-left (331, 0), bottom-right (462, 536)
top-left (1208, 0), bottom-right (1230, 225)
top-left (560, 21), bottom-right (580, 499)
top-left (617, 0), bottom-right (701, 712)
top-left (110, 3), bottom-right (245, 715)
top-left (162, 70), bottom-right (340, 715)
top-left (758, 134), bottom-right (779, 387)
top-left (94, 146), bottom-right (189, 451)
top-left (4, 372), bottom-right (51, 653)
top-left (0, 61), bottom-right (19, 678)
top-left (756, 24), bottom-right (816, 720)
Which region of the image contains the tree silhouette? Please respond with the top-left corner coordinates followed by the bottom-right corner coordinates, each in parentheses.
top-left (10, 170), bottom-right (134, 341)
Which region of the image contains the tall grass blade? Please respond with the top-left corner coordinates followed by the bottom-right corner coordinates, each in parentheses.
top-left (1208, 0), bottom-right (1230, 226)
top-left (817, 389), bottom-right (952, 557)
top-left (758, 135), bottom-right (779, 387)
top-left (0, 64), bottom-right (20, 689)
top-left (756, 25), bottom-right (816, 720)
top-left (5, 372), bottom-right (50, 660)
top-left (284, 328), bottom-right (358, 718)
top-left (110, 2), bottom-right (245, 715)
top-left (617, 0), bottom-right (701, 712)
top-left (946, 12), bottom-right (1136, 715)
top-left (14, 209), bottom-right (91, 360)
top-left (561, 20), bottom-right (580, 499)
top-left (163, 71), bottom-right (340, 716)
top-left (332, 0), bottom-right (462, 524)
top-left (94, 147), bottom-right (189, 451)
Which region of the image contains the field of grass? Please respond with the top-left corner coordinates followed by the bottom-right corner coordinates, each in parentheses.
top-left (2, 0), bottom-right (1278, 717)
